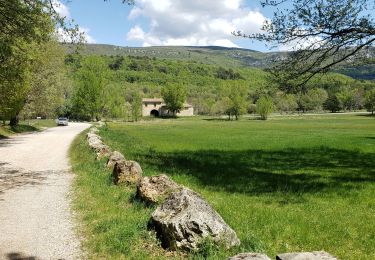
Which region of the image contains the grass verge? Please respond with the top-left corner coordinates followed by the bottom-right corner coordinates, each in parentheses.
top-left (0, 119), bottom-right (56, 139)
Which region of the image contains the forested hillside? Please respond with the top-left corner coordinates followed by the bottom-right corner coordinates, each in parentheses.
top-left (64, 44), bottom-right (375, 81)
top-left (62, 52), bottom-right (375, 120)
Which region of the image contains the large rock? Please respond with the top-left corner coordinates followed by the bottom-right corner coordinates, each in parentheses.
top-left (107, 151), bottom-right (126, 168)
top-left (276, 251), bottom-right (337, 260)
top-left (88, 137), bottom-right (103, 150)
top-left (150, 188), bottom-right (240, 251)
top-left (228, 253), bottom-right (271, 260)
top-left (112, 160), bottom-right (143, 185)
top-left (137, 174), bottom-right (181, 204)
top-left (95, 144), bottom-right (111, 160)
top-left (87, 132), bottom-right (101, 140)
top-left (90, 127), bottom-right (99, 134)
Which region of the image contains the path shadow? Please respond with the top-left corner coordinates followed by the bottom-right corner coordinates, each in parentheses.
top-left (0, 137), bottom-right (27, 148)
top-left (138, 147), bottom-right (375, 197)
top-left (0, 165), bottom-right (50, 194)
top-left (6, 252), bottom-right (37, 260)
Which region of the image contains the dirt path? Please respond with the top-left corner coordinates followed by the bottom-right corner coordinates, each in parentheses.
top-left (0, 123), bottom-right (90, 260)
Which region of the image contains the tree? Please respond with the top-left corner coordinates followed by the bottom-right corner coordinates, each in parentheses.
top-left (161, 84), bottom-right (187, 116)
top-left (256, 96), bottom-right (274, 120)
top-left (72, 56), bottom-right (108, 121)
top-left (274, 92), bottom-right (298, 114)
top-left (364, 88), bottom-right (375, 115)
top-left (226, 84), bottom-right (248, 120)
top-left (297, 88), bottom-right (328, 112)
top-left (21, 41), bottom-right (68, 119)
top-left (0, 1), bottom-right (55, 125)
top-left (324, 94), bottom-right (341, 113)
top-left (131, 92), bottom-right (142, 122)
top-left (337, 88), bottom-right (357, 111)
top-left (235, 0), bottom-right (375, 85)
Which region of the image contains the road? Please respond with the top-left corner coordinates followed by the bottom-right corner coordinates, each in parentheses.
top-left (0, 123), bottom-right (90, 260)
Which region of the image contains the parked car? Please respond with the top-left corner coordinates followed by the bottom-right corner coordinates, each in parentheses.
top-left (56, 117), bottom-right (69, 126)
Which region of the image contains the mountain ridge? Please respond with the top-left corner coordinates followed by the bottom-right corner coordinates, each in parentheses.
top-left (63, 43), bottom-right (375, 81)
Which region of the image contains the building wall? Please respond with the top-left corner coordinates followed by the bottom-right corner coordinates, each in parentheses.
top-left (142, 103), bottom-right (162, 117)
top-left (142, 102), bottom-right (194, 117)
top-left (160, 106), bottom-right (194, 117)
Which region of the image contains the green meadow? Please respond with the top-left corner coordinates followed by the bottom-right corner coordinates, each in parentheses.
top-left (71, 114), bottom-right (375, 259)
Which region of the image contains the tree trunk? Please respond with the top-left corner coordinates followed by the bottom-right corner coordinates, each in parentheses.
top-left (9, 115), bottom-right (19, 127)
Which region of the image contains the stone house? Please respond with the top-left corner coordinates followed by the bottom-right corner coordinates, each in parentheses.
top-left (142, 98), bottom-right (194, 117)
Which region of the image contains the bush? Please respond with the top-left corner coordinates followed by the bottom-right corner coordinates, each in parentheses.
top-left (248, 103), bottom-right (257, 114)
top-left (256, 96), bottom-right (273, 120)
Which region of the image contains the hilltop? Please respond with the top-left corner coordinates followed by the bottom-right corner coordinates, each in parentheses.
top-left (63, 43), bottom-right (375, 81)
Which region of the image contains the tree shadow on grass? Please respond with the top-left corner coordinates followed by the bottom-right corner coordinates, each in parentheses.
top-left (10, 125), bottom-right (38, 133)
top-left (138, 147), bottom-right (375, 197)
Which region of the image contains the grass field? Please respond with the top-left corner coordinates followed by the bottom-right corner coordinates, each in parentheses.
top-left (0, 119), bottom-right (56, 139)
top-left (71, 114), bottom-right (375, 259)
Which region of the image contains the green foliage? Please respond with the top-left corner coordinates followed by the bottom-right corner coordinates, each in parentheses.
top-left (324, 94), bottom-right (341, 113)
top-left (256, 96), bottom-right (274, 120)
top-left (274, 92), bottom-right (298, 114)
top-left (131, 92), bottom-right (142, 122)
top-left (21, 41), bottom-right (68, 119)
top-left (0, 0), bottom-right (66, 125)
top-left (63, 54), bottom-right (375, 120)
top-left (364, 88), bottom-right (375, 114)
top-left (216, 67), bottom-right (243, 80)
top-left (225, 84), bottom-right (248, 120)
top-left (337, 88), bottom-right (358, 111)
top-left (161, 84), bottom-right (187, 116)
top-left (72, 56), bottom-right (109, 120)
top-left (297, 88), bottom-right (328, 112)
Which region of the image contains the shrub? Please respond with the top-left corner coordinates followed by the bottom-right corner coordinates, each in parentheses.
top-left (256, 96), bottom-right (273, 120)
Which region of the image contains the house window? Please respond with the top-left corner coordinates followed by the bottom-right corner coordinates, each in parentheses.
top-left (145, 103), bottom-right (148, 107)
top-left (154, 103), bottom-right (156, 107)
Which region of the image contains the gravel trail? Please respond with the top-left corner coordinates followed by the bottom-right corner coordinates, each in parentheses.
top-left (0, 123), bottom-right (90, 260)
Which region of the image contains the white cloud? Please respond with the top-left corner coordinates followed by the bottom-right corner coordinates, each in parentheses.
top-left (56, 26), bottom-right (96, 44)
top-left (126, 0), bottom-right (266, 48)
top-left (52, 0), bottom-right (70, 18)
top-left (127, 25), bottom-right (145, 41)
top-left (53, 1), bottom-right (96, 44)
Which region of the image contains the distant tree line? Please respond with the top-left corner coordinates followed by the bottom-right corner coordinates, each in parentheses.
top-left (60, 54), bottom-right (375, 122)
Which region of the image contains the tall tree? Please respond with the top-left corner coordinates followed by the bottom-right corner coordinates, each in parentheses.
top-left (72, 56), bottom-right (108, 121)
top-left (21, 41), bottom-right (68, 119)
top-left (235, 0), bottom-right (375, 85)
top-left (364, 88), bottom-right (375, 114)
top-left (161, 84), bottom-right (187, 116)
top-left (131, 92), bottom-right (142, 122)
top-left (226, 84), bottom-right (248, 120)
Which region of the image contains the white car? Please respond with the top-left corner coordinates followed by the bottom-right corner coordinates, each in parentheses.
top-left (56, 117), bottom-right (69, 126)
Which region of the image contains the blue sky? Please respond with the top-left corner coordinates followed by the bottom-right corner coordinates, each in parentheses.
top-left (56, 0), bottom-right (281, 52)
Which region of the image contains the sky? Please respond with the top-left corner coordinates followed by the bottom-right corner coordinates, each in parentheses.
top-left (55, 0), bottom-right (281, 52)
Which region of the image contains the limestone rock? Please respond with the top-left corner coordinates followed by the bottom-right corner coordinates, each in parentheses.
top-left (90, 127), bottom-right (99, 134)
top-left (88, 137), bottom-right (103, 150)
top-left (137, 174), bottom-right (181, 204)
top-left (107, 151), bottom-right (126, 168)
top-left (95, 144), bottom-right (111, 160)
top-left (113, 160), bottom-right (143, 185)
top-left (276, 251), bottom-right (337, 260)
top-left (228, 253), bottom-right (271, 260)
top-left (150, 188), bottom-right (240, 251)
top-left (87, 132), bottom-right (101, 140)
